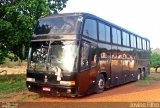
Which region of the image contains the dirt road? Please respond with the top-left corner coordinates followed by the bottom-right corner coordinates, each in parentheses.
top-left (28, 81), bottom-right (160, 102)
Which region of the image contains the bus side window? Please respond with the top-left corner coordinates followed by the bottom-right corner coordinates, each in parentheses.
top-left (83, 19), bottom-right (97, 40)
top-left (91, 45), bottom-right (98, 66)
top-left (81, 42), bottom-right (90, 68)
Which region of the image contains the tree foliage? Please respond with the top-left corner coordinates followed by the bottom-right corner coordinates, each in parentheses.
top-left (0, 0), bottom-right (68, 64)
top-left (151, 50), bottom-right (160, 72)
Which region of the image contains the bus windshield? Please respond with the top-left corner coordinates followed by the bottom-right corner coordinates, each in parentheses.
top-left (34, 16), bottom-right (79, 35)
top-left (29, 41), bottom-right (78, 72)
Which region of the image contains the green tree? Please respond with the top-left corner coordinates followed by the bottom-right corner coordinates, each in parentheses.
top-left (0, 0), bottom-right (68, 64)
top-left (151, 52), bottom-right (160, 72)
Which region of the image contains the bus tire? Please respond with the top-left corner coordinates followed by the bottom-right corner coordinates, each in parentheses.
top-left (137, 69), bottom-right (145, 80)
top-left (137, 71), bottom-right (141, 80)
top-left (95, 74), bottom-right (105, 93)
top-left (141, 69), bottom-right (145, 80)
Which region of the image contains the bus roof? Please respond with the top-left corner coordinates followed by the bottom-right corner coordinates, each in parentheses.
top-left (40, 12), bottom-right (149, 41)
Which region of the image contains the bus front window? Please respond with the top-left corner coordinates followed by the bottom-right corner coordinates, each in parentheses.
top-left (29, 41), bottom-right (49, 70)
top-left (48, 41), bottom-right (78, 72)
top-left (28, 41), bottom-right (78, 72)
top-left (34, 16), bottom-right (79, 35)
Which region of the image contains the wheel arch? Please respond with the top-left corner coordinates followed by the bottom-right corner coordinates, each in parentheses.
top-left (99, 71), bottom-right (108, 82)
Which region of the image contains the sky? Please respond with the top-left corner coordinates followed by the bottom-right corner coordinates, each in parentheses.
top-left (61, 0), bottom-right (160, 49)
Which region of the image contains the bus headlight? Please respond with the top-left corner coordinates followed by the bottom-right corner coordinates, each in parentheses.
top-left (60, 81), bottom-right (75, 86)
top-left (27, 77), bottom-right (35, 82)
top-left (67, 89), bottom-right (71, 93)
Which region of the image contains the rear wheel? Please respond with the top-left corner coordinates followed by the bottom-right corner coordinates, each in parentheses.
top-left (95, 74), bottom-right (105, 93)
top-left (137, 72), bottom-right (141, 80)
top-left (141, 69), bottom-right (145, 80)
top-left (137, 69), bottom-right (145, 80)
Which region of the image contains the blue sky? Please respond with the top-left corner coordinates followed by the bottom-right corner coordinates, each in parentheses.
top-left (61, 0), bottom-right (160, 49)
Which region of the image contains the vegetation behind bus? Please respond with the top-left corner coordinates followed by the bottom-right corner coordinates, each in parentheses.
top-left (0, 0), bottom-right (68, 64)
top-left (151, 48), bottom-right (160, 72)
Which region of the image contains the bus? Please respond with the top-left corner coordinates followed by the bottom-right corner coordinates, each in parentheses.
top-left (26, 13), bottom-right (150, 97)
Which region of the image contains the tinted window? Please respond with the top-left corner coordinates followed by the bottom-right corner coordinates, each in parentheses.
top-left (81, 42), bottom-right (90, 68)
top-left (117, 29), bottom-right (121, 45)
top-left (146, 40), bottom-right (150, 50)
top-left (122, 31), bottom-right (130, 46)
top-left (34, 16), bottom-right (79, 35)
top-left (91, 45), bottom-right (98, 66)
top-left (112, 28), bottom-right (121, 44)
top-left (137, 37), bottom-right (142, 49)
top-left (98, 23), bottom-right (111, 42)
top-left (98, 23), bottom-right (105, 41)
top-left (112, 28), bottom-right (117, 44)
top-left (105, 25), bottom-right (111, 42)
top-left (130, 34), bottom-right (136, 48)
top-left (142, 39), bottom-right (146, 50)
top-left (83, 19), bottom-right (97, 40)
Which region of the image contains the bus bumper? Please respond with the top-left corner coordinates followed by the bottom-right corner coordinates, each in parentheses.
top-left (26, 81), bottom-right (77, 97)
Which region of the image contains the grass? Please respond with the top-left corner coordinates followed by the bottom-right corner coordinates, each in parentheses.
top-left (145, 76), bottom-right (160, 81)
top-left (135, 68), bottom-right (160, 87)
top-left (0, 74), bottom-right (26, 98)
top-left (135, 74), bottom-right (160, 87)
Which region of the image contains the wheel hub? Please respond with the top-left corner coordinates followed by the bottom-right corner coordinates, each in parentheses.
top-left (98, 79), bottom-right (104, 89)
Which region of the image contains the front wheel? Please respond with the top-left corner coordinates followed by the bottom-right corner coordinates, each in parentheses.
top-left (95, 74), bottom-right (105, 93)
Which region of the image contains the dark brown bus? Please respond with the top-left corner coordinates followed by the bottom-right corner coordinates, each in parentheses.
top-left (26, 13), bottom-right (150, 97)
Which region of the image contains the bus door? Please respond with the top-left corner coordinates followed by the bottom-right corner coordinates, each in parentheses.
top-left (77, 41), bottom-right (90, 94)
top-left (77, 41), bottom-right (98, 94)
top-left (88, 44), bottom-right (99, 92)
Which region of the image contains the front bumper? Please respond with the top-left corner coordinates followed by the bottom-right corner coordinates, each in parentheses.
top-left (26, 81), bottom-right (77, 97)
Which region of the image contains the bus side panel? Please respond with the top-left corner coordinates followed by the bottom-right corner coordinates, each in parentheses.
top-left (98, 43), bottom-right (111, 87)
top-left (111, 45), bottom-right (123, 86)
top-left (117, 46), bottom-right (125, 84)
top-left (121, 47), bottom-right (132, 83)
top-left (77, 69), bottom-right (90, 95)
top-left (130, 48), bottom-right (139, 81)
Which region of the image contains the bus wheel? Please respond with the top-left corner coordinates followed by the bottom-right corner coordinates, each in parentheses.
top-left (141, 70), bottom-right (145, 80)
top-left (96, 74), bottom-right (105, 93)
top-left (137, 69), bottom-right (145, 80)
top-left (137, 71), bottom-right (141, 80)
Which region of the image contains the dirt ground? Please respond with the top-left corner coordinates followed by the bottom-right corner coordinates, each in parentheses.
top-left (1, 66), bottom-right (160, 102)
top-left (0, 66), bottom-right (26, 75)
top-left (26, 80), bottom-right (160, 102)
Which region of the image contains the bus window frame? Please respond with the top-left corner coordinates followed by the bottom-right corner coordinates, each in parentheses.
top-left (80, 41), bottom-right (90, 71)
top-left (82, 18), bottom-right (98, 40)
top-left (122, 31), bottom-right (130, 47)
top-left (98, 21), bottom-right (111, 43)
top-left (130, 34), bottom-right (137, 48)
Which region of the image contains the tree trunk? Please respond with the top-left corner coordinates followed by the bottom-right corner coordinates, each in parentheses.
top-left (155, 68), bottom-right (158, 73)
